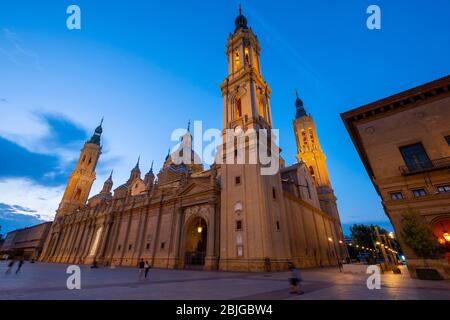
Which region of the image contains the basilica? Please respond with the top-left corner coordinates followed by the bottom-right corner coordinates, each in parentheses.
top-left (40, 10), bottom-right (347, 271)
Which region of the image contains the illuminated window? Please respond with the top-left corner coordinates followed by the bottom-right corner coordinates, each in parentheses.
top-left (234, 50), bottom-right (240, 69)
top-left (244, 47), bottom-right (250, 64)
top-left (390, 192), bottom-right (403, 200)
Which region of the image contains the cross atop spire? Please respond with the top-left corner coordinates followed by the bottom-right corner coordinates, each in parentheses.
top-left (239, 3), bottom-right (242, 15)
top-left (187, 119), bottom-right (191, 132)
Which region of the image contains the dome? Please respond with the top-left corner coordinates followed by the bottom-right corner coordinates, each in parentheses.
top-left (94, 124), bottom-right (103, 134)
top-left (234, 7), bottom-right (248, 32)
top-left (295, 92), bottom-right (307, 118)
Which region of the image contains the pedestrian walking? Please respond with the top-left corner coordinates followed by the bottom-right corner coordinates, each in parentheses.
top-left (144, 261), bottom-right (151, 279)
top-left (288, 262), bottom-right (304, 295)
top-left (138, 258), bottom-right (145, 280)
top-left (5, 259), bottom-right (15, 275)
top-left (15, 258), bottom-right (25, 274)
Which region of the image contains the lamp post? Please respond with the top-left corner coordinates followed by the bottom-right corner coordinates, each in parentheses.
top-left (375, 226), bottom-right (391, 272)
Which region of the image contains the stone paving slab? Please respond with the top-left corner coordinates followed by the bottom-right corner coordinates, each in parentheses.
top-left (0, 262), bottom-right (449, 300)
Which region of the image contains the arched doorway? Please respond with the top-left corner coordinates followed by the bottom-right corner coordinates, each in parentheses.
top-left (184, 217), bottom-right (207, 268)
top-left (433, 218), bottom-right (450, 264)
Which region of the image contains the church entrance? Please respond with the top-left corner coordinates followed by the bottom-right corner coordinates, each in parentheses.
top-left (184, 217), bottom-right (207, 269)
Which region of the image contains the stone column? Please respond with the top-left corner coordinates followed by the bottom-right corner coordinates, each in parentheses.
top-left (205, 203), bottom-right (218, 270)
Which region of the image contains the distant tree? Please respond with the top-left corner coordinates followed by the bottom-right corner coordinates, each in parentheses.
top-left (350, 224), bottom-right (388, 249)
top-left (400, 209), bottom-right (445, 259)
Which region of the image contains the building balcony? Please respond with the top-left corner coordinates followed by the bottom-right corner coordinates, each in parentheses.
top-left (399, 157), bottom-right (450, 175)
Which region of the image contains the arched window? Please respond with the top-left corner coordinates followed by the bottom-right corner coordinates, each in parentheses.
top-left (309, 166), bottom-right (315, 177)
top-left (82, 155), bottom-right (86, 162)
top-left (258, 97), bottom-right (265, 119)
top-left (234, 50), bottom-right (240, 70)
top-left (235, 98), bottom-right (242, 118)
top-left (244, 47), bottom-right (250, 64)
top-left (308, 128), bottom-right (315, 144)
top-left (302, 130), bottom-right (307, 145)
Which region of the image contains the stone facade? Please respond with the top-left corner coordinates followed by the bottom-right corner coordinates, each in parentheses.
top-left (1, 222), bottom-right (52, 260)
top-left (39, 10), bottom-right (347, 271)
top-left (341, 75), bottom-right (450, 279)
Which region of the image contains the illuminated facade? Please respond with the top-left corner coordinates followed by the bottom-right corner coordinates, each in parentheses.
top-left (342, 75), bottom-right (450, 279)
top-left (40, 9), bottom-right (347, 271)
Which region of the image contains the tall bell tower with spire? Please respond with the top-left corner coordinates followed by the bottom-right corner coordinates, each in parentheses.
top-left (293, 93), bottom-right (330, 187)
top-left (293, 94), bottom-right (347, 256)
top-left (218, 7), bottom-right (291, 271)
top-left (57, 119), bottom-right (103, 216)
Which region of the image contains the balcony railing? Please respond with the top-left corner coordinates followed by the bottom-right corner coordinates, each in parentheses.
top-left (399, 157), bottom-right (450, 175)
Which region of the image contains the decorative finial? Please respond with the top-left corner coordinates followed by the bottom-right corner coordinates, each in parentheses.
top-left (135, 156), bottom-right (140, 169)
top-left (100, 117), bottom-right (104, 126)
top-left (109, 169), bottom-right (113, 178)
top-left (150, 160), bottom-right (154, 172)
top-left (239, 4), bottom-right (242, 15)
top-left (187, 119), bottom-right (191, 132)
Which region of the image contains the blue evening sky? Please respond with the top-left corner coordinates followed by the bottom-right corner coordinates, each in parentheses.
top-left (1, 0), bottom-right (449, 234)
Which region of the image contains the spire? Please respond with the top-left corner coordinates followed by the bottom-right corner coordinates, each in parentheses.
top-left (234, 4), bottom-right (248, 32)
top-left (88, 118), bottom-right (104, 145)
top-left (133, 156), bottom-right (140, 171)
top-left (187, 119), bottom-right (191, 132)
top-left (129, 156), bottom-right (141, 182)
top-left (295, 91), bottom-right (307, 118)
top-left (165, 147), bottom-right (171, 161)
top-left (144, 160), bottom-right (155, 188)
top-left (101, 169), bottom-right (113, 194)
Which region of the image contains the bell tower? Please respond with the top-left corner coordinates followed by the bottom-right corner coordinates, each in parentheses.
top-left (57, 120), bottom-right (103, 216)
top-left (218, 7), bottom-right (291, 272)
top-left (293, 93), bottom-right (330, 187)
top-left (221, 6), bottom-right (272, 132)
top-left (293, 94), bottom-right (348, 258)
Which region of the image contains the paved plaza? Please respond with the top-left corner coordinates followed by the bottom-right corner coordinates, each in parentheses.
top-left (1, 262), bottom-right (449, 300)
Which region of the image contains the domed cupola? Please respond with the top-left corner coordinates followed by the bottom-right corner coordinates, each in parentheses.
top-left (234, 5), bottom-right (248, 32)
top-left (88, 118), bottom-right (103, 145)
top-left (295, 91), bottom-right (307, 118)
